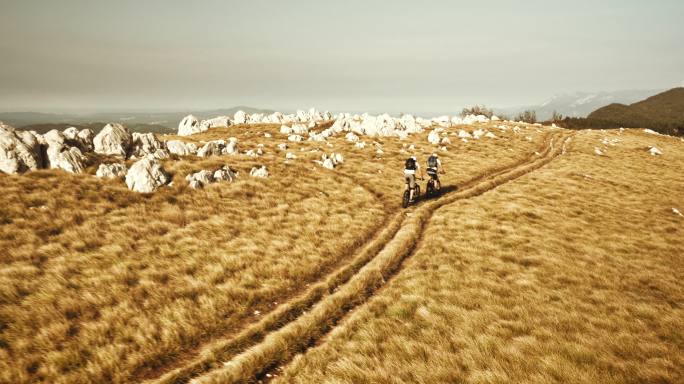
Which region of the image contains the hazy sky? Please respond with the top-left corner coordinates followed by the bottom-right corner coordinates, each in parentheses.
top-left (1, 0), bottom-right (682, 114)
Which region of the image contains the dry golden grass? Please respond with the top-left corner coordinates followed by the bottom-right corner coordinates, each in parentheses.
top-left (272, 129), bottom-right (684, 384)
top-left (0, 120), bottom-right (543, 383)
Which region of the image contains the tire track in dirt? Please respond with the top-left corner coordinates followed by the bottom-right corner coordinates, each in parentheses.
top-left (178, 131), bottom-right (572, 384)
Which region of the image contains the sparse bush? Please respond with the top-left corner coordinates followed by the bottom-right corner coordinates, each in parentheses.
top-left (461, 105), bottom-right (493, 118)
top-left (516, 110), bottom-right (537, 124)
top-left (551, 110), bottom-right (564, 122)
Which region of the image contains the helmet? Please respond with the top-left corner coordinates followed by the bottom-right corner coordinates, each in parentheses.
top-left (411, 156), bottom-right (417, 161)
top-left (432, 153), bottom-right (438, 157)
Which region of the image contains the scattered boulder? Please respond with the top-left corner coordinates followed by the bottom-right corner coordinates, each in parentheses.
top-left (345, 132), bottom-right (359, 142)
top-left (355, 141), bottom-right (366, 149)
top-left (178, 115), bottom-right (206, 136)
top-left (594, 147), bottom-right (604, 156)
top-left (322, 158), bottom-right (335, 170)
top-left (131, 132), bottom-right (163, 158)
top-left (288, 134), bottom-right (303, 142)
top-left (96, 163), bottom-right (127, 179)
top-left (440, 137), bottom-right (451, 145)
top-left (0, 122), bottom-right (42, 173)
top-left (485, 132), bottom-right (497, 139)
top-left (186, 165), bottom-right (237, 189)
top-left (472, 129), bottom-right (485, 139)
top-left (285, 152), bottom-right (297, 160)
top-left (186, 170), bottom-right (214, 189)
top-left (280, 125), bottom-right (293, 135)
top-left (458, 130), bottom-right (472, 139)
top-left (125, 156), bottom-right (170, 193)
top-left (234, 110), bottom-right (247, 125)
top-left (166, 140), bottom-right (197, 156)
top-left (224, 137), bottom-right (239, 155)
top-left (94, 123), bottom-right (132, 157)
top-left (43, 130), bottom-right (87, 173)
top-left (277, 143), bottom-right (288, 150)
top-left (250, 165), bottom-right (269, 178)
top-left (428, 130), bottom-right (441, 145)
top-left (201, 116), bottom-right (232, 130)
top-left (213, 165), bottom-right (237, 182)
top-left (649, 146), bottom-right (663, 156)
top-left (196, 138), bottom-right (238, 157)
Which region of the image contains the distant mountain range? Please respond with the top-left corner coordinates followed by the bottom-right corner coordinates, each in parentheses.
top-left (496, 89), bottom-right (663, 121)
top-left (0, 106), bottom-right (274, 133)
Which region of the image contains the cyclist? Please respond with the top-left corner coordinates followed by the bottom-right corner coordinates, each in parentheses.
top-left (404, 155), bottom-right (423, 202)
top-left (426, 153), bottom-right (445, 190)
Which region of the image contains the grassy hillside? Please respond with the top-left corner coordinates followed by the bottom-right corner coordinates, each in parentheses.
top-left (579, 87), bottom-right (684, 135)
top-left (271, 129), bottom-right (684, 384)
top-left (0, 120), bottom-right (544, 383)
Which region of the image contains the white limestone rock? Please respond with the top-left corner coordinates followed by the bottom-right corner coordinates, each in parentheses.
top-left (322, 158), bottom-right (335, 170)
top-left (131, 132), bottom-right (163, 158)
top-left (96, 163), bottom-right (127, 179)
top-left (222, 137), bottom-right (238, 155)
top-left (355, 141), bottom-right (366, 149)
top-left (94, 123), bottom-right (133, 157)
top-left (649, 146), bottom-right (663, 156)
top-left (234, 110), bottom-right (247, 124)
top-left (125, 156), bottom-right (169, 193)
top-left (288, 134), bottom-right (303, 142)
top-left (428, 130), bottom-right (441, 145)
top-left (250, 165), bottom-right (269, 178)
top-left (197, 141), bottom-right (222, 157)
top-left (472, 129), bottom-right (485, 139)
top-left (77, 129), bottom-right (95, 152)
top-left (0, 122), bottom-right (43, 173)
top-left (43, 130), bottom-right (87, 173)
top-left (458, 130), bottom-right (472, 139)
top-left (201, 116), bottom-right (232, 130)
top-left (166, 140), bottom-right (197, 156)
top-left (277, 143), bottom-right (288, 150)
top-left (214, 166), bottom-right (237, 182)
top-left (285, 152), bottom-right (297, 160)
top-left (178, 115), bottom-right (206, 136)
top-left (186, 170), bottom-right (214, 189)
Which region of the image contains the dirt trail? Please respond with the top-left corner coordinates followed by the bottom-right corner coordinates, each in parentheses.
top-left (164, 130), bottom-right (573, 384)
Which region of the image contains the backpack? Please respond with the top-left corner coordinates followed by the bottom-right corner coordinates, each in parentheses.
top-left (427, 155), bottom-right (438, 168)
top-left (405, 157), bottom-right (416, 170)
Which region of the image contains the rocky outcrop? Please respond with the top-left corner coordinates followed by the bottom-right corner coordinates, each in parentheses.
top-left (0, 122), bottom-right (42, 174)
top-left (213, 165), bottom-right (237, 182)
top-left (186, 170), bottom-right (214, 189)
top-left (43, 130), bottom-right (87, 173)
top-left (234, 110), bottom-right (247, 125)
top-left (96, 163), bottom-right (127, 179)
top-left (178, 115), bottom-right (206, 136)
top-left (131, 132), bottom-right (163, 158)
top-left (94, 123), bottom-right (132, 157)
top-left (186, 165), bottom-right (237, 188)
top-left (201, 116), bottom-right (232, 130)
top-left (166, 140), bottom-right (197, 156)
top-left (125, 156), bottom-right (170, 193)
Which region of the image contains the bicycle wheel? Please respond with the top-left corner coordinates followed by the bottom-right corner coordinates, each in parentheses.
top-left (402, 189), bottom-right (410, 208)
top-left (426, 181), bottom-right (434, 197)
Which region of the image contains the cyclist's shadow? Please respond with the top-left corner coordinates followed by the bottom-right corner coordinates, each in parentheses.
top-left (424, 184), bottom-right (458, 200)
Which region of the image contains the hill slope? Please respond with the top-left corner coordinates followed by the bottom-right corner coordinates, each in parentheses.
top-left (587, 87), bottom-right (684, 135)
